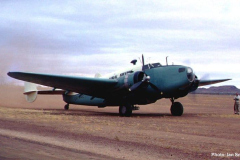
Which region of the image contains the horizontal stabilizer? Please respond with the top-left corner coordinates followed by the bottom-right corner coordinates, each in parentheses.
top-left (38, 90), bottom-right (65, 95)
top-left (24, 82), bottom-right (65, 103)
top-left (199, 79), bottom-right (231, 87)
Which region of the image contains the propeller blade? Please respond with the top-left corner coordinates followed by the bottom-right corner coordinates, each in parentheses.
top-left (130, 81), bottom-right (160, 92)
top-left (129, 81), bottom-right (144, 91)
top-left (129, 74), bottom-right (160, 92)
top-left (200, 73), bottom-right (210, 80)
top-left (149, 83), bottom-right (160, 92)
top-left (129, 75), bottom-right (150, 92)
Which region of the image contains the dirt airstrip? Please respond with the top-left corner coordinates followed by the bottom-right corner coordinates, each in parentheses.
top-left (0, 85), bottom-right (240, 160)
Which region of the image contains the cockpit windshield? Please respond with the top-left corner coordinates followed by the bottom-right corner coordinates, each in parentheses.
top-left (142, 63), bottom-right (162, 70)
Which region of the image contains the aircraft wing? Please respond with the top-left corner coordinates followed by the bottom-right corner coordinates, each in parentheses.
top-left (198, 79), bottom-right (231, 87)
top-left (8, 72), bottom-right (118, 98)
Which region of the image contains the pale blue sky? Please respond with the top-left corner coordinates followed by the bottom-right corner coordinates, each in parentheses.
top-left (0, 0), bottom-right (239, 87)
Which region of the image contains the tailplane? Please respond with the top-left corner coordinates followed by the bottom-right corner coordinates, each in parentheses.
top-left (23, 82), bottom-right (65, 103)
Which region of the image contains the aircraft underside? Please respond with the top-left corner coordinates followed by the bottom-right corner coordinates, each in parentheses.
top-left (62, 93), bottom-right (157, 107)
top-left (62, 93), bottom-right (183, 117)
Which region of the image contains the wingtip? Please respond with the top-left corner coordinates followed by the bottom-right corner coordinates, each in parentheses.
top-left (7, 72), bottom-right (12, 77)
top-left (223, 78), bottom-right (232, 82)
top-left (7, 72), bottom-right (18, 78)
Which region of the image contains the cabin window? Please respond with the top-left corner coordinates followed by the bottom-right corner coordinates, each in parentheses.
top-left (178, 68), bottom-right (185, 73)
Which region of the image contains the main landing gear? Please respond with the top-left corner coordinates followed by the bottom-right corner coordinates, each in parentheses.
top-left (64, 104), bottom-right (69, 110)
top-left (119, 104), bottom-right (132, 117)
top-left (170, 98), bottom-right (183, 116)
top-left (119, 104), bottom-right (139, 117)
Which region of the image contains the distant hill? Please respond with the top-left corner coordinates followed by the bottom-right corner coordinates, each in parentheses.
top-left (191, 85), bottom-right (240, 95)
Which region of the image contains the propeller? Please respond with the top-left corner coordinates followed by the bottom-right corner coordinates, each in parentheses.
top-left (129, 54), bottom-right (160, 92)
top-left (200, 73), bottom-right (210, 81)
top-left (129, 75), bottom-right (150, 91)
top-left (188, 73), bottom-right (230, 102)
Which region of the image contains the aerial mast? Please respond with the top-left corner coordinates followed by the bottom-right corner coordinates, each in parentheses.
top-left (166, 56), bottom-right (168, 66)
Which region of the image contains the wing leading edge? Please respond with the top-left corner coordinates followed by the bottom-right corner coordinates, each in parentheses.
top-left (8, 72), bottom-right (118, 98)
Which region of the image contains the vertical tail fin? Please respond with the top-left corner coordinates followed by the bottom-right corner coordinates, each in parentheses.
top-left (23, 82), bottom-right (38, 103)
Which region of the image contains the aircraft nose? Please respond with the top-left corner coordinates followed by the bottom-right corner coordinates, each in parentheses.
top-left (187, 67), bottom-right (195, 82)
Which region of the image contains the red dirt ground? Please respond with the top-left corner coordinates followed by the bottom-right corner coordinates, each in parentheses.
top-left (0, 85), bottom-right (239, 160)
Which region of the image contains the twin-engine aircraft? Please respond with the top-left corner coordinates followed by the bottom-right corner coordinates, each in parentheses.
top-left (8, 55), bottom-right (231, 117)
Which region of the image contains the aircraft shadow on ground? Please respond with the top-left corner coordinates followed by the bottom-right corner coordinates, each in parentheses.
top-left (38, 108), bottom-right (198, 118)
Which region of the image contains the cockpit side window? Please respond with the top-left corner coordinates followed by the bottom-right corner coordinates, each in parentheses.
top-left (142, 65), bottom-right (150, 70)
top-left (178, 68), bottom-right (185, 73)
top-left (142, 63), bottom-right (162, 70)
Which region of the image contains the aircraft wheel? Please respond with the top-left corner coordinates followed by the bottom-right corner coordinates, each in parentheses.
top-left (64, 104), bottom-right (69, 110)
top-left (119, 104), bottom-right (132, 117)
top-left (170, 102), bottom-right (183, 116)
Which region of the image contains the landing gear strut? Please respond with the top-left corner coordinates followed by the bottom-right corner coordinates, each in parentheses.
top-left (119, 104), bottom-right (132, 117)
top-left (64, 104), bottom-right (69, 110)
top-left (170, 98), bottom-right (183, 116)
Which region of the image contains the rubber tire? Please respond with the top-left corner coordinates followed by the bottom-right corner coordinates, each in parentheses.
top-left (64, 104), bottom-right (69, 110)
top-left (170, 102), bottom-right (183, 116)
top-left (119, 105), bottom-right (132, 117)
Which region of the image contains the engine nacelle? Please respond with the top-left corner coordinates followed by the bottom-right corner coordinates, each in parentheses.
top-left (188, 76), bottom-right (200, 93)
top-left (116, 71), bottom-right (145, 90)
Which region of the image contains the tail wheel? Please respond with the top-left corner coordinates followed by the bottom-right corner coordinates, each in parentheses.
top-left (64, 104), bottom-right (69, 110)
top-left (171, 102), bottom-right (183, 116)
top-left (119, 104), bottom-right (132, 117)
